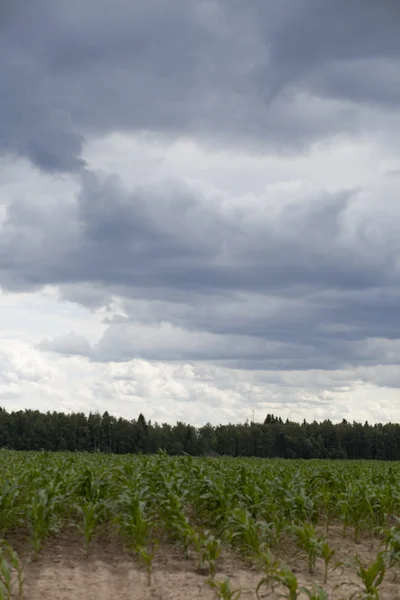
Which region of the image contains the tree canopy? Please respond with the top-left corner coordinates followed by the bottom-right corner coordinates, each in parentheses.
top-left (0, 407), bottom-right (399, 459)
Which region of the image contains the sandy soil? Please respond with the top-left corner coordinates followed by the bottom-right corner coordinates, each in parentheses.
top-left (10, 530), bottom-right (400, 599)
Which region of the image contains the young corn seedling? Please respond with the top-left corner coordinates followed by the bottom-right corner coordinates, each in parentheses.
top-left (159, 494), bottom-right (199, 560)
top-left (0, 480), bottom-right (21, 536)
top-left (27, 488), bottom-right (59, 557)
top-left (116, 493), bottom-right (155, 585)
top-left (224, 507), bottom-right (262, 559)
top-left (257, 513), bottom-right (285, 550)
top-left (383, 521), bottom-right (400, 568)
top-left (76, 499), bottom-right (106, 556)
top-left (351, 552), bottom-right (386, 600)
top-left (313, 476), bottom-right (336, 535)
top-left (255, 549), bottom-right (282, 598)
top-left (351, 496), bottom-right (374, 545)
top-left (370, 487), bottom-right (391, 532)
top-left (117, 494), bottom-right (150, 551)
top-left (275, 567), bottom-right (301, 600)
top-left (321, 541), bottom-right (335, 584)
top-left (293, 523), bottom-right (324, 575)
top-left (206, 577), bottom-right (241, 600)
top-left (300, 584), bottom-right (329, 600)
top-left (177, 520), bottom-right (199, 560)
top-left (336, 552), bottom-right (387, 600)
top-left (157, 480), bottom-right (198, 558)
top-left (199, 531), bottom-right (222, 578)
top-left (0, 541), bottom-right (23, 600)
top-left (138, 544), bottom-right (156, 587)
top-left (199, 481), bottom-right (234, 532)
top-left (340, 486), bottom-right (374, 544)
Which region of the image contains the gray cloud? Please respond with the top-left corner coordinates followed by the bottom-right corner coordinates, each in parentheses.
top-left (39, 332), bottom-right (92, 357)
top-left (263, 1), bottom-right (400, 95)
top-left (0, 0), bottom-right (86, 172)
top-left (2, 0), bottom-right (400, 379)
top-left (0, 171), bottom-right (364, 293)
top-left (2, 1), bottom-right (400, 172)
top-left (8, 168), bottom-right (396, 369)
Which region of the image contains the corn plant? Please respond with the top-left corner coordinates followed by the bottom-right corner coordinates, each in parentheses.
top-left (293, 523), bottom-right (324, 575)
top-left (1, 449), bottom-right (400, 599)
top-left (283, 484), bottom-right (319, 526)
top-left (206, 577), bottom-right (241, 600)
top-left (320, 541), bottom-right (335, 584)
top-left (0, 480), bottom-right (21, 536)
top-left (116, 492), bottom-right (155, 584)
top-left (301, 585), bottom-right (329, 599)
top-left (337, 552), bottom-right (387, 600)
top-left (275, 567), bottom-right (301, 600)
top-left (353, 552), bottom-right (386, 599)
top-left (75, 467), bottom-right (109, 504)
top-left (255, 549), bottom-right (281, 598)
top-left (339, 485), bottom-right (374, 544)
top-left (0, 541), bottom-right (23, 600)
top-left (224, 507), bottom-right (263, 559)
top-left (117, 493), bottom-right (150, 550)
top-left (26, 488), bottom-right (60, 556)
top-left (76, 499), bottom-right (108, 555)
top-left (157, 473), bottom-right (199, 558)
top-left (137, 545), bottom-right (156, 586)
top-left (370, 486), bottom-right (393, 531)
top-left (310, 471), bottom-right (338, 534)
top-left (195, 478), bottom-right (234, 532)
top-left (199, 531), bottom-right (222, 577)
top-left (383, 519), bottom-right (400, 568)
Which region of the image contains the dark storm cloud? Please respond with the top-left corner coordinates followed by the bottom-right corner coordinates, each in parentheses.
top-left (262, 1), bottom-right (400, 99)
top-left (2, 0), bottom-right (400, 370)
top-left (2, 0), bottom-right (400, 172)
top-left (0, 170), bottom-right (374, 295)
top-left (0, 1), bottom-right (86, 172)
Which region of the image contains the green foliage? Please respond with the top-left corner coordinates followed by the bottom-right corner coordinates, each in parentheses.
top-left (339, 485), bottom-right (374, 543)
top-left (206, 577), bottom-right (241, 599)
top-left (0, 480), bottom-right (21, 536)
top-left (275, 567), bottom-right (301, 600)
top-left (224, 507), bottom-right (264, 558)
top-left (76, 499), bottom-right (107, 555)
top-left (199, 531), bottom-right (222, 577)
top-left (0, 449), bottom-right (400, 599)
top-left (0, 541), bottom-right (23, 600)
top-left (3, 407), bottom-right (400, 460)
top-left (255, 549), bottom-right (281, 597)
top-left (293, 523), bottom-right (324, 575)
top-left (27, 488), bottom-right (60, 556)
top-left (301, 585), bottom-right (329, 599)
top-left (115, 491), bottom-right (155, 583)
top-left (383, 518), bottom-right (400, 567)
top-left (341, 552), bottom-right (387, 600)
top-left (320, 541), bottom-right (335, 584)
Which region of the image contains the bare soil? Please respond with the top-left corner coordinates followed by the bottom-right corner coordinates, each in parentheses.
top-left (13, 529), bottom-right (400, 599)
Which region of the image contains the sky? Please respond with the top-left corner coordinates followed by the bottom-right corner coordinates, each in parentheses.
top-left (1, 0), bottom-right (400, 426)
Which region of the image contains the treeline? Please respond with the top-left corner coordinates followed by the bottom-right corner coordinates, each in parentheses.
top-left (1, 407), bottom-right (400, 459)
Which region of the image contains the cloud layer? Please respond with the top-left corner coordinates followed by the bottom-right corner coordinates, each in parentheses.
top-left (1, 0), bottom-right (400, 423)
top-left (3, 1), bottom-right (400, 171)
top-left (2, 167), bottom-right (400, 373)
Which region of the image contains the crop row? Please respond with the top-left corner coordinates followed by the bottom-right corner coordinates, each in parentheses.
top-left (1, 451), bottom-right (400, 598)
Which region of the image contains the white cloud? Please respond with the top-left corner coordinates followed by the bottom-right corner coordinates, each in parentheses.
top-left (2, 333), bottom-right (400, 425)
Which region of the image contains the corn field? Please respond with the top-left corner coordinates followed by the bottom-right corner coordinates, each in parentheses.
top-left (2, 450), bottom-right (400, 599)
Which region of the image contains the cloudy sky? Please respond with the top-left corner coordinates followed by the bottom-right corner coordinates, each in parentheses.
top-left (1, 0), bottom-right (400, 426)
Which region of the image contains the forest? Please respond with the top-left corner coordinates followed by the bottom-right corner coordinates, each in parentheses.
top-left (1, 407), bottom-right (400, 459)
